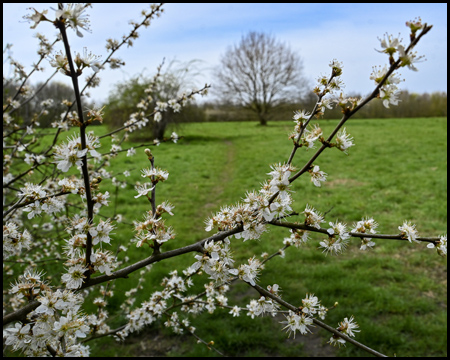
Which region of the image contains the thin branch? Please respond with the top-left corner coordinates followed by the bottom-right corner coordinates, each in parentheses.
top-left (80, 225), bottom-right (244, 290)
top-left (56, 15), bottom-right (95, 281)
top-left (2, 301), bottom-right (40, 326)
top-left (269, 219), bottom-right (441, 244)
top-left (251, 283), bottom-right (388, 357)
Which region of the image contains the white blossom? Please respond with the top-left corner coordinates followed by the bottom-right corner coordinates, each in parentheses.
top-left (309, 165), bottom-right (327, 187)
top-left (281, 311), bottom-right (313, 338)
top-left (398, 220), bottom-right (419, 243)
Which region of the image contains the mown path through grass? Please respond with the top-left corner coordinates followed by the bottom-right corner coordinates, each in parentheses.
top-left (202, 138), bottom-right (236, 214)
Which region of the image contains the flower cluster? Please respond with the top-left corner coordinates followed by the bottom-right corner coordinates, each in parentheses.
top-left (3, 288), bottom-right (92, 356)
top-left (53, 133), bottom-right (102, 172)
top-left (89, 219), bottom-right (115, 246)
top-left (371, 20), bottom-right (427, 109)
top-left (300, 293), bottom-right (321, 316)
top-left (320, 220), bottom-right (351, 255)
top-left (370, 65), bottom-right (403, 108)
top-left (229, 256), bottom-right (263, 286)
top-left (9, 269), bottom-right (48, 302)
top-left (59, 213), bottom-right (117, 290)
top-left (303, 204), bottom-right (325, 229)
top-left (328, 316), bottom-right (360, 347)
top-left (281, 311), bottom-right (314, 338)
top-left (116, 270), bottom-right (199, 339)
top-left (427, 234), bottom-right (447, 257)
top-left (246, 295), bottom-right (280, 318)
top-left (90, 249), bottom-right (117, 275)
top-left (134, 209), bottom-right (175, 247)
top-left (16, 181), bottom-right (67, 220)
top-left (3, 222), bottom-right (32, 260)
top-left (398, 220), bottom-right (419, 243)
top-left (309, 165), bottom-right (328, 187)
top-left (140, 166), bottom-right (169, 184)
top-left (54, 3), bottom-right (91, 37)
top-left (335, 127), bottom-right (354, 154)
top-left (352, 217), bottom-right (378, 250)
top-left (302, 124), bottom-right (323, 149)
top-left (74, 47), bottom-right (101, 73)
top-left (204, 162), bottom-right (296, 243)
top-left (267, 163), bottom-right (295, 201)
top-left (313, 59), bottom-right (345, 97)
top-left (189, 238), bottom-right (235, 284)
top-left (283, 229), bottom-right (310, 248)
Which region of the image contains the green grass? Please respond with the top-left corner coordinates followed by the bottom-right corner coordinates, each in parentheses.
top-left (5, 117), bottom-right (447, 357)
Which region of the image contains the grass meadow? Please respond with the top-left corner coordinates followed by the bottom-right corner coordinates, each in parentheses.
top-left (6, 117), bottom-right (447, 357)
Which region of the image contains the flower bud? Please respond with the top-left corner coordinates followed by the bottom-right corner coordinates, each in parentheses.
top-left (144, 148), bottom-right (153, 159)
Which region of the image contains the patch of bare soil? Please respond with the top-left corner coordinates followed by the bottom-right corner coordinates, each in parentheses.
top-left (123, 327), bottom-right (192, 357)
top-left (122, 314), bottom-right (337, 357)
top-left (272, 313), bottom-right (337, 357)
top-left (325, 178), bottom-right (366, 188)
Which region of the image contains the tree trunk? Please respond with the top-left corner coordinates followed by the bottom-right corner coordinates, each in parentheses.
top-left (258, 112), bottom-right (268, 126)
top-left (153, 114), bottom-right (168, 139)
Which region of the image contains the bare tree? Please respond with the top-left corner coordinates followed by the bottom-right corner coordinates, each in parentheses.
top-left (214, 31), bottom-right (307, 125)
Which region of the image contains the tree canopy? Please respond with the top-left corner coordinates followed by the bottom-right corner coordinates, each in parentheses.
top-left (214, 31), bottom-right (308, 125)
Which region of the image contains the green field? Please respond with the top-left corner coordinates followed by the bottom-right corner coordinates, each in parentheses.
top-left (5, 117), bottom-right (447, 357)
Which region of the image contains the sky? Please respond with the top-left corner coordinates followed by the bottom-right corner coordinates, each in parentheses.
top-left (3, 3), bottom-right (448, 105)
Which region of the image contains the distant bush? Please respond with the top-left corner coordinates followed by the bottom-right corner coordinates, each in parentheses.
top-left (104, 60), bottom-right (208, 140)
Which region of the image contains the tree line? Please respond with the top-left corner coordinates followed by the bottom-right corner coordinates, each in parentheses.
top-left (204, 90), bottom-right (447, 122)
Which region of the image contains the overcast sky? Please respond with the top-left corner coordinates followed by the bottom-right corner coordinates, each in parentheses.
top-left (3, 3), bottom-right (447, 105)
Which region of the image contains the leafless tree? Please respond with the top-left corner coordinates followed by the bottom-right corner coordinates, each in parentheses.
top-left (214, 31), bottom-right (308, 125)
